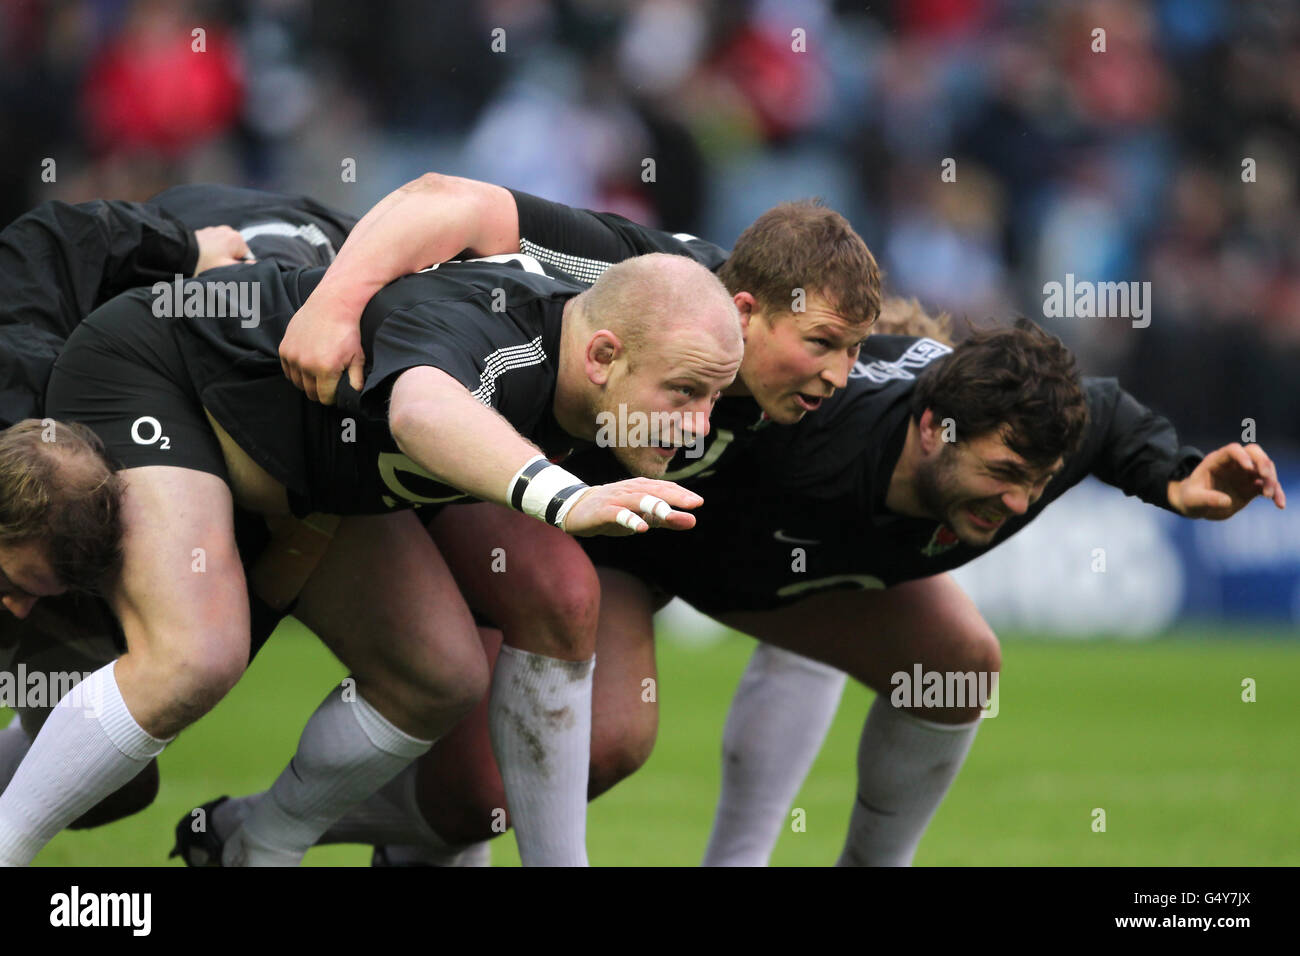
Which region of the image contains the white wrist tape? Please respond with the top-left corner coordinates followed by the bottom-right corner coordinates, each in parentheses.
top-left (507, 455), bottom-right (589, 528)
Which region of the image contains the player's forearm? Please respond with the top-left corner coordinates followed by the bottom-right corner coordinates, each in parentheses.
top-left (388, 365), bottom-right (548, 507)
top-left (1085, 378), bottom-right (1203, 510)
top-left (311, 173), bottom-right (520, 317)
top-left (82, 199), bottom-right (199, 292)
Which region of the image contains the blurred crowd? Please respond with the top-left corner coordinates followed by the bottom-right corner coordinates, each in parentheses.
top-left (3, 0), bottom-right (1298, 450)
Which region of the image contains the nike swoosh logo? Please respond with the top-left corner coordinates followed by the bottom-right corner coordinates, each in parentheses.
top-left (773, 530), bottom-right (821, 545)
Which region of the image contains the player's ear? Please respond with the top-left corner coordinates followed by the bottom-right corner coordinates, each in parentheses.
top-left (733, 292), bottom-right (757, 339)
top-left (917, 408), bottom-right (944, 454)
top-left (585, 330), bottom-right (622, 385)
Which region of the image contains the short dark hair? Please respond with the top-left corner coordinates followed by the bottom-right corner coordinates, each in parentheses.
top-left (0, 419), bottom-right (123, 592)
top-left (717, 199), bottom-right (882, 327)
top-left (910, 319), bottom-right (1089, 469)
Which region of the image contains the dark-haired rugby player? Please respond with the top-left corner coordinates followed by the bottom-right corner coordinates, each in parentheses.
top-left (241, 314), bottom-right (1281, 867)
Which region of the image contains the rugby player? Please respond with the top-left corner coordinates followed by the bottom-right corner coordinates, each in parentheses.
top-left (270, 173), bottom-right (881, 864)
top-left (0, 189), bottom-right (286, 827)
top-left (0, 219), bottom-right (740, 865)
top-left (256, 314), bottom-right (1279, 868)
top-left (274, 175), bottom-right (1279, 863)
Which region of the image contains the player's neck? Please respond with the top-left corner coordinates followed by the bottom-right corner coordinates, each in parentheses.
top-left (885, 420), bottom-right (933, 519)
top-left (553, 298), bottom-right (595, 439)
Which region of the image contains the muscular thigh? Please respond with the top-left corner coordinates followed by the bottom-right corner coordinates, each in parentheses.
top-left (110, 466), bottom-right (249, 663)
top-left (103, 466), bottom-right (251, 733)
top-left (717, 574), bottom-right (1000, 701)
top-left (428, 502), bottom-right (597, 629)
top-left (292, 510), bottom-right (479, 684)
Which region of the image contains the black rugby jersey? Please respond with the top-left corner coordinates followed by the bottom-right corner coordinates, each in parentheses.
top-left (169, 255), bottom-right (588, 515)
top-left (508, 189), bottom-right (768, 486)
top-left (582, 336), bottom-right (1205, 614)
top-left (1, 185), bottom-right (358, 429)
top-left (0, 198), bottom-right (197, 427)
top-left (150, 183), bottom-right (357, 269)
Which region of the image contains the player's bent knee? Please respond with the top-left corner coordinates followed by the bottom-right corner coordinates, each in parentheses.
top-left (171, 649), bottom-right (247, 707)
top-left (419, 652), bottom-right (491, 722)
top-left (389, 631), bottom-right (490, 723)
top-left (133, 638), bottom-right (249, 729)
top-left (500, 563), bottom-right (600, 657)
top-left (589, 718), bottom-right (657, 798)
top-left (541, 567), bottom-right (601, 634)
top-left (959, 625), bottom-right (1002, 677)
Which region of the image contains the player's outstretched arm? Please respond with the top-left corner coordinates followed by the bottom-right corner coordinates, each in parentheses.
top-left (280, 173), bottom-right (521, 405)
top-left (1166, 441), bottom-right (1287, 519)
top-left (389, 366), bottom-right (701, 536)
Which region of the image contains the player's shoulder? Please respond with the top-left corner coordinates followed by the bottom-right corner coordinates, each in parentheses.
top-left (850, 334), bottom-right (952, 382)
top-left (511, 188), bottom-right (729, 279)
top-left (1081, 376), bottom-right (1122, 404)
top-left (575, 215), bottom-right (730, 274)
top-left (378, 254), bottom-right (583, 311)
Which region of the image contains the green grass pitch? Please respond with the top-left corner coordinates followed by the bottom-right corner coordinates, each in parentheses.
top-left (11, 618), bottom-right (1298, 866)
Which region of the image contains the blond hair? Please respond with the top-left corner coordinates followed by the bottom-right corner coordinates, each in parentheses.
top-left (875, 296), bottom-right (954, 345)
top-left (0, 420), bottom-right (122, 592)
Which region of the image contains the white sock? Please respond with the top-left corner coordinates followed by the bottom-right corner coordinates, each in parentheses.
top-left (702, 644), bottom-right (847, 866)
top-left (221, 764), bottom-right (491, 865)
top-left (380, 840), bottom-right (492, 867)
top-left (837, 696), bottom-right (980, 866)
top-left (210, 792), bottom-right (263, 841)
top-left (449, 841), bottom-right (491, 867)
top-left (488, 646), bottom-right (593, 866)
top-left (317, 762), bottom-right (441, 847)
top-left (223, 683), bottom-right (432, 866)
top-left (318, 764), bottom-right (491, 865)
top-left (0, 661), bottom-right (168, 865)
top-left (0, 718), bottom-right (33, 792)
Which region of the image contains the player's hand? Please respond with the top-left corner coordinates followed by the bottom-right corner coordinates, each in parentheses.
top-left (1167, 442), bottom-right (1286, 520)
top-left (193, 226), bottom-right (253, 274)
top-left (560, 478), bottom-right (703, 536)
top-left (278, 292), bottom-right (366, 406)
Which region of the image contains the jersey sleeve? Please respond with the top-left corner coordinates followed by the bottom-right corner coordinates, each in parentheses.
top-left (0, 324), bottom-right (64, 427)
top-left (150, 183), bottom-right (358, 267)
top-left (509, 189), bottom-right (729, 283)
top-left (1077, 377), bottom-right (1204, 510)
top-left (0, 199), bottom-right (198, 340)
top-left (360, 294), bottom-right (537, 418)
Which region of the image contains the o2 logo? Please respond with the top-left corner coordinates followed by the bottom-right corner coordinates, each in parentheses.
top-left (130, 416), bottom-right (170, 450)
